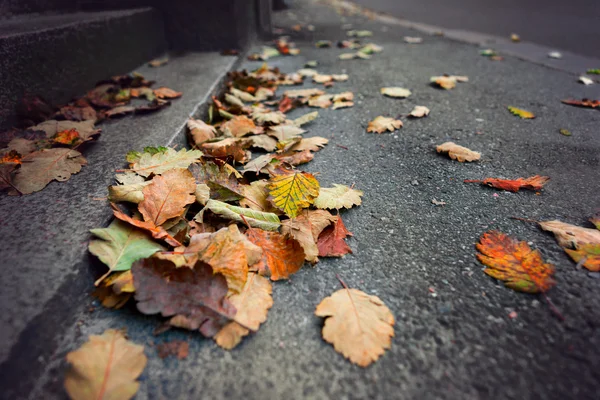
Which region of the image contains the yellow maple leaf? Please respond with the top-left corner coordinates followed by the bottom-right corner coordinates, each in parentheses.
top-left (508, 106), bottom-right (535, 119)
top-left (267, 170), bottom-right (320, 218)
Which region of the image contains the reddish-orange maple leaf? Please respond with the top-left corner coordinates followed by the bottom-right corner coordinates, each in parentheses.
top-left (111, 203), bottom-right (181, 247)
top-left (464, 175), bottom-right (550, 192)
top-left (561, 98), bottom-right (600, 109)
top-left (317, 215), bottom-right (353, 257)
top-left (245, 229), bottom-right (305, 280)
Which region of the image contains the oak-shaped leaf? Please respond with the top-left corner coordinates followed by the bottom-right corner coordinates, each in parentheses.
top-left (315, 287), bottom-right (394, 367)
top-left (138, 169), bottom-right (196, 226)
top-left (314, 184), bottom-right (363, 210)
top-left (367, 116), bottom-right (402, 133)
top-left (476, 230), bottom-right (555, 293)
top-left (281, 210), bottom-right (336, 263)
top-left (187, 118), bottom-right (216, 146)
top-left (131, 147), bottom-right (202, 177)
top-left (267, 170), bottom-right (320, 218)
top-left (132, 258), bottom-right (237, 337)
top-left (64, 329), bottom-right (147, 400)
top-left (11, 148), bottom-right (87, 195)
top-left (409, 106), bottom-right (430, 118)
top-left (246, 229), bottom-right (305, 280)
top-left (507, 106), bottom-right (535, 119)
top-left (436, 142), bottom-right (480, 162)
top-left (464, 175), bottom-right (549, 192)
top-left (318, 214), bottom-right (353, 257)
top-left (89, 219), bottom-right (165, 286)
top-left (214, 273), bottom-right (273, 349)
top-left (204, 199), bottom-right (281, 231)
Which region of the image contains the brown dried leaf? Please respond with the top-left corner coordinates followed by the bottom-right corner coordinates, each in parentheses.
top-left (153, 87), bottom-right (182, 99)
top-left (318, 215), bottom-right (353, 257)
top-left (221, 115), bottom-right (257, 137)
top-left (436, 142), bottom-right (481, 162)
top-left (187, 118), bottom-right (216, 146)
top-left (139, 169), bottom-right (196, 226)
top-left (367, 116), bottom-right (402, 133)
top-left (246, 229), bottom-right (305, 280)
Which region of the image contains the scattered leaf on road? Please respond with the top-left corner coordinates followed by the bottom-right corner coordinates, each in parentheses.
top-left (367, 116), bottom-right (403, 133)
top-left (268, 170), bottom-right (320, 218)
top-left (508, 106), bottom-right (535, 119)
top-left (409, 106), bottom-right (430, 118)
top-left (436, 142), bottom-right (480, 162)
top-left (464, 176), bottom-right (549, 192)
top-left (380, 87), bottom-right (412, 98)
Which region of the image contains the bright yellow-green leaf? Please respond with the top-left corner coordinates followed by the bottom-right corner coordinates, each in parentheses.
top-left (508, 106), bottom-right (535, 119)
top-left (268, 171), bottom-right (320, 218)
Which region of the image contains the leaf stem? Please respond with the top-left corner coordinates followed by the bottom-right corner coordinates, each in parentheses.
top-left (336, 274), bottom-right (349, 289)
top-left (542, 293), bottom-right (565, 321)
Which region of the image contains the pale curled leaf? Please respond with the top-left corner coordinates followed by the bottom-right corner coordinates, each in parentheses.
top-left (409, 106), bottom-right (430, 118)
top-left (315, 288), bottom-right (394, 367)
top-left (380, 87), bottom-right (412, 98)
top-left (367, 116), bottom-right (402, 133)
top-left (64, 329), bottom-right (147, 400)
top-left (539, 220), bottom-right (600, 249)
top-left (436, 142), bottom-right (480, 162)
top-left (139, 169), bottom-right (196, 226)
top-left (293, 111), bottom-right (319, 127)
top-left (187, 118), bottom-right (216, 146)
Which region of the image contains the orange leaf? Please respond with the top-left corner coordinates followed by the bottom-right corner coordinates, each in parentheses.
top-left (53, 128), bottom-right (81, 145)
top-left (246, 229), bottom-right (305, 280)
top-left (317, 214), bottom-right (353, 257)
top-left (565, 244), bottom-right (600, 272)
top-left (153, 87), bottom-right (182, 99)
top-left (464, 175), bottom-right (549, 192)
top-left (561, 98), bottom-right (600, 109)
top-left (1, 150), bottom-right (22, 164)
top-left (111, 203), bottom-right (181, 247)
top-left (138, 169), bottom-right (196, 226)
top-left (220, 115), bottom-right (257, 137)
top-left (476, 231), bottom-right (555, 293)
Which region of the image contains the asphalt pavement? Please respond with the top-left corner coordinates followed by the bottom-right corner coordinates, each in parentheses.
top-left (3, 0), bottom-right (600, 399)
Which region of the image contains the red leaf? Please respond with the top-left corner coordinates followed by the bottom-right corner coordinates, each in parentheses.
top-left (464, 175), bottom-right (550, 192)
top-left (561, 98), bottom-right (600, 109)
top-left (317, 215), bottom-right (353, 257)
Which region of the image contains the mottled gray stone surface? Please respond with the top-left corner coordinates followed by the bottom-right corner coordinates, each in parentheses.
top-left (4, 1), bottom-right (600, 400)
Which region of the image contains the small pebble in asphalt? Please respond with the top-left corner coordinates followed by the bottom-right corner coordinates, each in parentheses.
top-left (411, 180), bottom-right (419, 186)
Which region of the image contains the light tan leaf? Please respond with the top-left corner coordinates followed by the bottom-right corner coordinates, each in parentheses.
top-left (281, 210), bottom-right (336, 263)
top-left (221, 116), bottom-right (257, 137)
top-left (241, 154), bottom-right (275, 175)
top-left (251, 108), bottom-right (287, 124)
top-left (240, 180), bottom-right (281, 213)
top-left (250, 134), bottom-right (278, 151)
top-left (380, 87), bottom-right (412, 98)
top-left (308, 95), bottom-right (333, 108)
top-left (289, 137), bottom-right (329, 152)
top-left (267, 124), bottom-right (305, 141)
top-left (64, 329), bottom-right (147, 400)
top-left (30, 119), bottom-right (101, 141)
top-left (332, 74), bottom-right (349, 82)
top-left (108, 180), bottom-right (151, 203)
top-left (283, 88), bottom-right (325, 99)
top-left (313, 74), bottom-right (333, 84)
top-left (293, 111), bottom-right (319, 127)
top-left (230, 87), bottom-right (257, 102)
top-left (297, 68), bottom-right (319, 77)
top-left (332, 100), bottom-right (354, 110)
top-left (315, 287), bottom-right (395, 367)
top-left (11, 148), bottom-right (87, 195)
top-left (224, 93), bottom-right (245, 108)
top-left (195, 183), bottom-right (210, 205)
top-left (187, 118), bottom-right (216, 146)
top-left (214, 273), bottom-right (273, 349)
top-left (314, 184), bottom-right (363, 210)
top-left (409, 106), bottom-right (430, 118)
top-left (436, 142), bottom-right (481, 162)
top-left (139, 169), bottom-right (196, 226)
top-left (539, 220), bottom-right (600, 249)
top-left (367, 116), bottom-right (403, 133)
top-left (332, 92), bottom-right (354, 102)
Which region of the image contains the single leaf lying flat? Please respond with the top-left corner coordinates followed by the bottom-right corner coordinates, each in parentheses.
top-left (436, 142), bottom-right (480, 162)
top-left (367, 116), bottom-right (403, 133)
top-left (132, 259), bottom-right (237, 337)
top-left (246, 229), bottom-right (305, 280)
top-left (89, 219), bottom-right (164, 286)
top-left (318, 215), bottom-right (353, 257)
top-left (476, 231), bottom-right (555, 293)
top-left (204, 199), bottom-right (281, 231)
top-left (561, 98), bottom-right (600, 109)
top-left (508, 106), bottom-right (535, 119)
top-left (314, 184), bottom-right (363, 210)
top-left (539, 220), bottom-right (600, 249)
top-left (132, 148), bottom-right (202, 177)
top-left (430, 75), bottom-right (467, 89)
top-left (268, 170), bottom-right (320, 218)
top-left (315, 287), bottom-right (394, 367)
top-left (464, 175), bottom-right (549, 192)
top-left (221, 115), bottom-right (257, 138)
top-left (293, 111), bottom-right (319, 126)
top-left (139, 169), bottom-right (196, 226)
top-left (11, 148), bottom-right (87, 195)
top-left (380, 87), bottom-right (412, 98)
top-left (64, 329), bottom-right (147, 400)
top-left (214, 273), bottom-right (273, 349)
top-left (409, 106), bottom-right (430, 118)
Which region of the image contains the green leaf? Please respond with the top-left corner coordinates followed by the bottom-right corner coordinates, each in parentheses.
top-left (89, 219), bottom-right (165, 286)
top-left (204, 199), bottom-right (281, 231)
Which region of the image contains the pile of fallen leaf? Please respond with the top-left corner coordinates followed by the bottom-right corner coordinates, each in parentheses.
top-left (0, 73), bottom-right (181, 195)
top-left (66, 61), bottom-right (396, 397)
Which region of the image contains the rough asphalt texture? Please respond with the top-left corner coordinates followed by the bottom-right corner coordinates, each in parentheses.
top-left (4, 1), bottom-right (600, 399)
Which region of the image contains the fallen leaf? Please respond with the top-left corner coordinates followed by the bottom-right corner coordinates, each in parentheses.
top-left (214, 273), bottom-right (273, 349)
top-left (431, 198), bottom-right (446, 206)
top-left (539, 220), bottom-right (600, 249)
top-left (246, 229), bottom-right (305, 280)
top-left (297, 68), bottom-right (318, 77)
top-left (332, 92), bottom-right (354, 102)
top-left (293, 111), bottom-right (319, 127)
top-left (464, 175), bottom-right (549, 192)
top-left (332, 100), bottom-right (354, 110)
top-left (318, 215), bottom-right (353, 257)
top-left (347, 29), bottom-right (373, 37)
top-left (53, 129), bottom-right (81, 146)
top-left (105, 106), bottom-right (135, 118)
top-left (11, 148), bottom-right (87, 195)
top-left (274, 149), bottom-right (314, 165)
top-left (6, 138), bottom-right (36, 156)
top-left (153, 87), bottom-right (182, 99)
top-left (230, 87), bottom-right (257, 102)
top-left (561, 98), bottom-right (600, 109)
top-left (565, 244), bottom-right (600, 272)
top-left (251, 108), bottom-right (286, 124)
top-left (111, 204), bottom-right (182, 247)
top-left (135, 98), bottom-right (171, 114)
top-left (201, 138), bottom-right (252, 164)
top-left (308, 95), bottom-right (333, 108)
top-left (315, 286), bottom-right (394, 367)
top-left (380, 87), bottom-right (412, 98)
top-left (283, 88), bottom-right (325, 99)
top-left (64, 329), bottom-right (147, 400)
top-left (189, 161), bottom-right (244, 201)
top-left (187, 118), bottom-right (216, 146)
top-left (139, 169), bottom-right (196, 226)
top-left (559, 128), bottom-right (572, 136)
top-left (31, 119), bottom-right (101, 142)
top-left (92, 286), bottom-right (132, 309)
top-left (108, 180), bottom-right (151, 203)
top-left (132, 259), bottom-right (237, 337)
top-left (315, 40), bottom-right (332, 48)
top-left (148, 57), bottom-right (169, 67)
top-left (132, 148), bottom-right (202, 177)
top-left (579, 76), bottom-right (594, 85)
top-left (281, 210), bottom-right (336, 263)
top-left (313, 74), bottom-right (333, 84)
top-left (508, 106), bottom-right (535, 119)
top-left (511, 33), bottom-right (520, 42)
top-left (476, 231), bottom-right (555, 293)
top-left (436, 142), bottom-right (481, 162)
top-left (314, 184), bottom-right (363, 210)
top-left (204, 199), bottom-right (281, 231)
top-left (267, 124), bottom-right (306, 141)
top-left (239, 180), bottom-right (280, 213)
top-left (156, 340), bottom-right (189, 359)
top-left (404, 36), bottom-right (423, 44)
top-left (58, 105), bottom-right (97, 122)
top-left (587, 69), bottom-right (600, 75)
top-left (409, 106), bottom-right (430, 118)
top-left (267, 170), bottom-right (320, 218)
top-left (367, 116), bottom-right (403, 133)
top-left (89, 219), bottom-right (165, 286)
top-left (430, 75), bottom-right (467, 89)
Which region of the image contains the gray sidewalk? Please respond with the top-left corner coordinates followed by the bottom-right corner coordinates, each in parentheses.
top-left (3, 1), bottom-right (600, 399)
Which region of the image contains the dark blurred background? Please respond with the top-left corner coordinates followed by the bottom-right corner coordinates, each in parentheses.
top-left (352, 0), bottom-right (600, 58)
